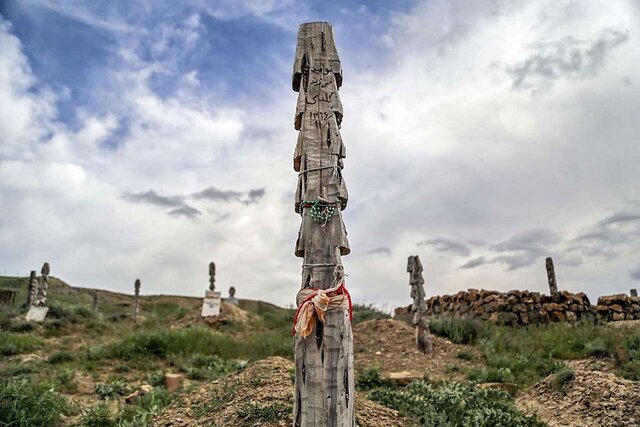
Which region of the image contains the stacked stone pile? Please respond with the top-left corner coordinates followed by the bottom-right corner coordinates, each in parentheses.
top-left (396, 289), bottom-right (594, 326)
top-left (595, 294), bottom-right (640, 321)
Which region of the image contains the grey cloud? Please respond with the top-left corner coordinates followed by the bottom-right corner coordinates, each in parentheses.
top-left (491, 254), bottom-right (538, 271)
top-left (598, 211), bottom-right (640, 227)
top-left (192, 186), bottom-right (266, 205)
top-left (124, 190), bottom-right (201, 219)
top-left (168, 205), bottom-right (202, 219)
top-left (630, 264), bottom-right (640, 281)
top-left (507, 28), bottom-right (629, 91)
top-left (417, 238), bottom-right (471, 257)
top-left (568, 209), bottom-right (640, 260)
top-left (460, 256), bottom-right (486, 269)
top-left (364, 247), bottom-right (392, 257)
top-left (491, 229), bottom-right (560, 253)
top-left (124, 190), bottom-right (184, 208)
top-left (489, 229), bottom-right (560, 270)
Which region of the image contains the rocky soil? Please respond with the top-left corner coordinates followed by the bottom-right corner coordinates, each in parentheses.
top-left (353, 318), bottom-right (481, 382)
top-left (517, 367), bottom-right (640, 427)
top-left (152, 356), bottom-right (409, 427)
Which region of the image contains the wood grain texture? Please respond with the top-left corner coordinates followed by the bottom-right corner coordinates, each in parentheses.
top-left (292, 21), bottom-right (355, 427)
top-left (408, 255), bottom-right (432, 355)
top-left (546, 257), bottom-right (558, 295)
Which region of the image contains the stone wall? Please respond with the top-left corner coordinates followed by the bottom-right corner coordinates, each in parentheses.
top-left (595, 294), bottom-right (640, 321)
top-left (395, 289), bottom-right (593, 326)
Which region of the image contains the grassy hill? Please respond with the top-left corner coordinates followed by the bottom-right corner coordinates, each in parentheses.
top-left (1, 275), bottom-right (639, 426)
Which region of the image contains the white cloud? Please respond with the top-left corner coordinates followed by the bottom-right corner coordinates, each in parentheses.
top-left (2, 1), bottom-right (640, 309)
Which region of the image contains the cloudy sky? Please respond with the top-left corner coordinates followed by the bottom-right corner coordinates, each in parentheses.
top-left (1, 0), bottom-right (639, 309)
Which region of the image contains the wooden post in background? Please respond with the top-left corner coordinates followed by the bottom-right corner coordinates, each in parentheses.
top-left (26, 270), bottom-right (37, 307)
top-left (93, 290), bottom-right (99, 312)
top-left (36, 262), bottom-right (50, 306)
top-left (291, 21), bottom-right (354, 426)
top-left (133, 279), bottom-right (141, 322)
top-left (545, 257), bottom-right (558, 295)
top-left (408, 255), bottom-right (432, 354)
top-left (631, 289), bottom-right (638, 297)
top-left (208, 262), bottom-right (216, 291)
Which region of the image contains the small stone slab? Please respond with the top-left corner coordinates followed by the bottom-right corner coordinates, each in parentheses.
top-left (25, 306), bottom-right (49, 322)
top-left (201, 291), bottom-right (221, 317)
top-left (383, 371), bottom-right (424, 386)
top-left (165, 373), bottom-right (184, 392)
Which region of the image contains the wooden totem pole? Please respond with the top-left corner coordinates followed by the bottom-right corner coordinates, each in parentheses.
top-left (407, 255), bottom-right (432, 354)
top-left (545, 257), bottom-right (558, 295)
top-left (36, 262), bottom-right (50, 306)
top-left (291, 22), bottom-right (355, 426)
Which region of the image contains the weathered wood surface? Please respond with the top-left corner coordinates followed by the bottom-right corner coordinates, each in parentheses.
top-left (26, 270), bottom-right (37, 307)
top-left (209, 262), bottom-right (216, 291)
top-left (407, 255), bottom-right (432, 354)
top-left (133, 279), bottom-right (141, 321)
top-left (546, 257), bottom-right (558, 295)
top-left (292, 21), bottom-right (355, 427)
top-left (631, 289), bottom-right (638, 297)
top-left (0, 289), bottom-right (16, 306)
top-left (36, 262), bottom-right (50, 306)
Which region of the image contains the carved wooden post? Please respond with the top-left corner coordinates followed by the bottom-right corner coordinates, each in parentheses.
top-left (93, 291), bottom-right (99, 312)
top-left (208, 262), bottom-right (216, 291)
top-left (36, 262), bottom-right (50, 306)
top-left (545, 257), bottom-right (558, 295)
top-left (133, 279), bottom-right (141, 322)
top-left (408, 255), bottom-right (432, 354)
top-left (631, 289), bottom-right (638, 297)
top-left (291, 21), bottom-right (355, 426)
top-left (26, 270), bottom-right (37, 307)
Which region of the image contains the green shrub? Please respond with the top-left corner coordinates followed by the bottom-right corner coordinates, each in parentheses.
top-left (444, 364), bottom-right (460, 374)
top-left (1, 362), bottom-right (41, 377)
top-left (237, 402), bottom-right (292, 423)
top-left (176, 354), bottom-right (246, 381)
top-left (55, 368), bottom-right (78, 393)
top-left (148, 370), bottom-right (165, 387)
top-left (48, 350), bottom-right (75, 364)
top-left (357, 368), bottom-right (388, 390)
top-left (101, 327), bottom-right (291, 362)
top-left (584, 338), bottom-right (609, 358)
top-left (0, 378), bottom-right (69, 426)
top-left (78, 402), bottom-right (113, 427)
top-left (9, 321), bottom-right (36, 333)
top-left (428, 317), bottom-right (487, 344)
top-left (95, 380), bottom-right (131, 400)
top-left (467, 367), bottom-right (515, 384)
top-left (0, 331), bottom-right (43, 355)
top-left (550, 365), bottom-right (574, 393)
top-left (352, 303), bottom-right (391, 324)
top-left (370, 381), bottom-right (544, 427)
top-left (456, 350), bottom-right (474, 361)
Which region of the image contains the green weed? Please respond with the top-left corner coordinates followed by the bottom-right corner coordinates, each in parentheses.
top-left (0, 378), bottom-right (69, 427)
top-left (370, 381), bottom-right (544, 427)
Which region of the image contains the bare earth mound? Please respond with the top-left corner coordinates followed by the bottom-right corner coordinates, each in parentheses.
top-left (152, 356), bottom-right (409, 427)
top-left (517, 368), bottom-right (640, 427)
top-left (353, 319), bottom-right (481, 382)
top-left (173, 301), bottom-right (253, 328)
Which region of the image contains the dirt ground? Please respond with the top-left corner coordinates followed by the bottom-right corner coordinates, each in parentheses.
top-left (152, 356), bottom-right (410, 427)
top-left (517, 366), bottom-right (640, 427)
top-left (353, 318), bottom-right (482, 382)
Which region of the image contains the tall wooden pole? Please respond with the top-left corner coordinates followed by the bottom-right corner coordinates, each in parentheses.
top-left (133, 279), bottom-right (141, 322)
top-left (291, 22), bottom-right (355, 426)
top-left (408, 255), bottom-right (432, 354)
top-left (545, 257), bottom-right (558, 295)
